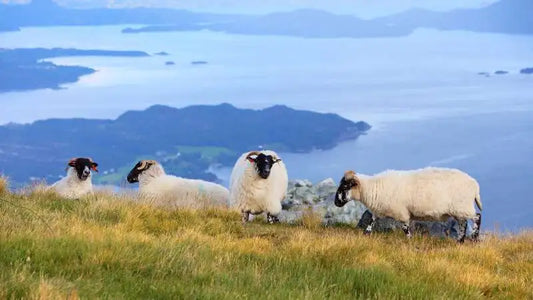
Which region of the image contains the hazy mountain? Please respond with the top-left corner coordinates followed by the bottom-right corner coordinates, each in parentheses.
top-left (2, 0), bottom-right (531, 37)
top-left (375, 0), bottom-right (533, 35)
top-left (0, 103), bottom-right (370, 185)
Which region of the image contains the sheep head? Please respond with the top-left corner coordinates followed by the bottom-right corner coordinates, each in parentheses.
top-left (67, 157), bottom-right (99, 181)
top-left (245, 151), bottom-right (282, 180)
top-left (126, 160), bottom-right (158, 183)
top-left (335, 170), bottom-right (361, 207)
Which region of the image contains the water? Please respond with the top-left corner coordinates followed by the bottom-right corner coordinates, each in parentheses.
top-left (1, 26), bottom-right (532, 230)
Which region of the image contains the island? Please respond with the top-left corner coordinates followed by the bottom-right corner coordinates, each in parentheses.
top-left (0, 48), bottom-right (149, 93)
top-left (154, 51), bottom-right (169, 56)
top-left (0, 103), bottom-right (371, 185)
top-left (494, 70), bottom-right (508, 75)
top-left (191, 61), bottom-right (208, 65)
top-left (165, 61), bottom-right (175, 65)
top-left (520, 67), bottom-right (533, 74)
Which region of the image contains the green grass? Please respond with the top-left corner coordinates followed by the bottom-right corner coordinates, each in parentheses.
top-left (0, 178), bottom-right (531, 299)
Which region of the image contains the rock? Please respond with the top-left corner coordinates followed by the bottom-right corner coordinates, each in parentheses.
top-left (324, 200), bottom-right (366, 226)
top-left (294, 179), bottom-right (313, 187)
top-left (315, 178), bottom-right (337, 201)
top-left (520, 67), bottom-right (533, 74)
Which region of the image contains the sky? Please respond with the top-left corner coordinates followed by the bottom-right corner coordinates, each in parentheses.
top-left (4, 0), bottom-right (499, 18)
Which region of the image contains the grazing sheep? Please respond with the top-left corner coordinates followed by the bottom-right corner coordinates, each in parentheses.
top-left (229, 150), bottom-right (288, 224)
top-left (126, 160), bottom-right (229, 208)
top-left (49, 157), bottom-right (99, 199)
top-left (335, 168), bottom-right (482, 242)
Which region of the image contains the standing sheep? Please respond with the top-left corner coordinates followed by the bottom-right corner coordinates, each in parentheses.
top-left (126, 160), bottom-right (229, 208)
top-left (335, 168), bottom-right (482, 242)
top-left (230, 150), bottom-right (288, 224)
top-left (49, 157), bottom-right (99, 199)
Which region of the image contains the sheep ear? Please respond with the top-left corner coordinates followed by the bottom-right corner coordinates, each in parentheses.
top-left (245, 151), bottom-right (260, 163)
top-left (68, 158), bottom-right (77, 167)
top-left (274, 158), bottom-right (282, 164)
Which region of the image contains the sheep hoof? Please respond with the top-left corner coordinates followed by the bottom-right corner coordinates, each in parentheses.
top-left (267, 213), bottom-right (280, 224)
top-left (241, 211), bottom-right (250, 224)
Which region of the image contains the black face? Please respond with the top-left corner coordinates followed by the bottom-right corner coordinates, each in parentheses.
top-left (69, 158), bottom-right (98, 181)
top-left (249, 153), bottom-right (278, 179)
top-left (126, 161), bottom-right (152, 183)
top-left (334, 177), bottom-right (355, 207)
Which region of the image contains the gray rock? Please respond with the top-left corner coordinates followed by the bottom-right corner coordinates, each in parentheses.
top-left (294, 179), bottom-right (313, 188)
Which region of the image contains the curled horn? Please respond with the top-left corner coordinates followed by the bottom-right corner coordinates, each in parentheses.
top-left (137, 160), bottom-right (157, 170)
top-left (245, 151), bottom-right (261, 162)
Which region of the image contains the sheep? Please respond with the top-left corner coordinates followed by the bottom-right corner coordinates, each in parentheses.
top-left (126, 160), bottom-right (229, 208)
top-left (229, 150), bottom-right (288, 224)
top-left (334, 167), bottom-right (482, 242)
top-left (49, 157), bottom-right (99, 199)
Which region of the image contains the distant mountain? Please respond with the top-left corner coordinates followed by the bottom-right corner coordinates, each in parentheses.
top-left (0, 48), bottom-right (149, 92)
top-left (0, 104), bottom-right (370, 185)
top-left (375, 0), bottom-right (533, 35)
top-left (2, 0), bottom-right (531, 38)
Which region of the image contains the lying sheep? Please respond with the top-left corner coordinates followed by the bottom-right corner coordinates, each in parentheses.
top-left (335, 168), bottom-right (482, 242)
top-left (229, 150), bottom-right (288, 224)
top-left (126, 160), bottom-right (229, 208)
top-left (49, 157), bottom-right (99, 199)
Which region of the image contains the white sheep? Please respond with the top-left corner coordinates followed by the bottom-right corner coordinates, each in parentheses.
top-left (49, 157), bottom-right (99, 199)
top-left (335, 167), bottom-right (482, 242)
top-left (229, 150), bottom-right (288, 224)
top-left (126, 160), bottom-right (229, 208)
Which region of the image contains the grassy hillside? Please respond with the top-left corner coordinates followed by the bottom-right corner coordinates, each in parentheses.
top-left (0, 178), bottom-right (531, 299)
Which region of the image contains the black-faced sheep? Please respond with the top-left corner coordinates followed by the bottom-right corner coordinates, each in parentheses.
top-left (126, 160), bottom-right (229, 208)
top-left (49, 157), bottom-right (99, 199)
top-left (229, 150), bottom-right (288, 224)
top-left (335, 168), bottom-right (482, 242)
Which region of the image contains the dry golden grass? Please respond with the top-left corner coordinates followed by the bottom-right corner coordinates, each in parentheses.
top-left (0, 176), bottom-right (8, 195)
top-left (0, 182), bottom-right (531, 299)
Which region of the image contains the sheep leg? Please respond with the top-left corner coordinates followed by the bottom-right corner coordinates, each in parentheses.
top-left (402, 223), bottom-right (412, 238)
top-left (471, 213), bottom-right (481, 242)
top-left (457, 219), bottom-right (468, 243)
top-left (241, 211), bottom-right (250, 224)
top-left (364, 216), bottom-right (376, 235)
top-left (266, 213), bottom-right (280, 224)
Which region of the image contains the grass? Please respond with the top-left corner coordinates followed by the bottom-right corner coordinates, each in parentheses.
top-left (0, 178), bottom-right (531, 299)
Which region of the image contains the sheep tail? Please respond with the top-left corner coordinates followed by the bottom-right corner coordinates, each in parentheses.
top-left (474, 194), bottom-right (482, 211)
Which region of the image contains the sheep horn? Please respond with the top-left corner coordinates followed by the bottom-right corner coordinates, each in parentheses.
top-left (245, 151), bottom-right (261, 161)
top-left (137, 160), bottom-right (157, 170)
top-left (137, 160), bottom-right (148, 170)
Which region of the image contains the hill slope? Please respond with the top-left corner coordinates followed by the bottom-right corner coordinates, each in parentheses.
top-left (0, 180), bottom-right (531, 299)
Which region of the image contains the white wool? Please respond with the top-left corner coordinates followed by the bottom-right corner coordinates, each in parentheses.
top-left (229, 150), bottom-right (288, 216)
top-left (49, 167), bottom-right (94, 199)
top-left (138, 163), bottom-right (229, 208)
top-left (349, 167), bottom-right (481, 223)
